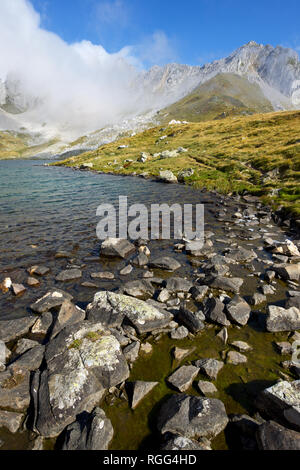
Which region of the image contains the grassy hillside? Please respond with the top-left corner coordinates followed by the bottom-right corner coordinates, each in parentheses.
top-left (158, 73), bottom-right (274, 123)
top-left (54, 110), bottom-right (300, 217)
top-left (0, 130), bottom-right (59, 159)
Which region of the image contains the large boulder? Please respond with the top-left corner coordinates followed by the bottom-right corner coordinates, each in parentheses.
top-left (32, 321), bottom-right (129, 438)
top-left (256, 380), bottom-right (300, 431)
top-left (100, 238), bottom-right (135, 259)
top-left (157, 394), bottom-right (228, 440)
top-left (61, 408), bottom-right (113, 450)
top-left (51, 300), bottom-right (85, 339)
top-left (256, 421), bottom-right (300, 450)
top-left (266, 305), bottom-right (300, 332)
top-left (86, 291), bottom-right (173, 334)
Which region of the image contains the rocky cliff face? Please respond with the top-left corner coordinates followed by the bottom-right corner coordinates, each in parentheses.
top-left (139, 42), bottom-right (300, 110)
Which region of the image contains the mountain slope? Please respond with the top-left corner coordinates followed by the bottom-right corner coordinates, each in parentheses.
top-left (158, 73), bottom-right (274, 122)
top-left (55, 110), bottom-right (300, 217)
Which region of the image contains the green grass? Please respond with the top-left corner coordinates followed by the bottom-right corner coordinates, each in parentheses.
top-left (54, 109), bottom-right (300, 217)
top-left (0, 130), bottom-right (60, 160)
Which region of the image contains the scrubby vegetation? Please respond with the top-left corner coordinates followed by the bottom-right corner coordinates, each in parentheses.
top-left (54, 110), bottom-right (300, 217)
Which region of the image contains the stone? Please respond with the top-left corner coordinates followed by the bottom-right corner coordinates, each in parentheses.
top-left (185, 240), bottom-right (205, 257)
top-left (119, 265), bottom-right (133, 275)
top-left (56, 269), bottom-right (82, 282)
top-left (0, 410), bottom-right (23, 433)
top-left (157, 289), bottom-right (171, 303)
top-left (30, 289), bottom-right (73, 313)
top-left (173, 347), bottom-right (194, 362)
top-left (140, 342), bottom-right (153, 354)
top-left (122, 279), bottom-right (155, 298)
top-left (256, 380), bottom-right (300, 431)
top-left (167, 365), bottom-right (199, 392)
top-left (230, 341), bottom-right (252, 352)
top-left (15, 338), bottom-right (39, 356)
top-left (216, 327), bottom-right (228, 344)
top-left (266, 305), bottom-right (300, 332)
top-left (31, 312), bottom-right (53, 335)
top-left (0, 316), bottom-right (37, 343)
top-left (29, 437), bottom-right (44, 451)
top-left (197, 381), bottom-right (218, 396)
top-left (0, 368), bottom-right (31, 411)
top-left (165, 277), bottom-right (194, 293)
top-left (256, 421), bottom-right (300, 450)
top-left (207, 276), bottom-right (243, 294)
top-left (261, 284), bottom-right (276, 295)
top-left (194, 358), bottom-right (224, 380)
top-left (226, 247), bottom-right (257, 262)
top-left (177, 308), bottom-right (205, 333)
top-left (226, 295), bottom-right (251, 326)
top-left (12, 283), bottom-right (26, 296)
top-left (158, 170), bottom-right (178, 183)
top-left (100, 238), bottom-right (135, 259)
top-left (10, 345), bottom-right (45, 371)
top-left (0, 341), bottom-right (10, 371)
top-left (177, 168), bottom-right (194, 182)
top-left (204, 298), bottom-right (230, 327)
top-left (50, 300), bottom-right (86, 339)
top-left (127, 381), bottom-right (158, 409)
top-left (61, 408), bottom-right (113, 450)
top-left (273, 264), bottom-right (300, 281)
top-left (161, 433), bottom-right (211, 450)
top-left (123, 341), bottom-right (140, 363)
top-left (227, 351), bottom-right (248, 365)
top-left (27, 277), bottom-right (40, 287)
top-left (132, 253), bottom-right (148, 267)
top-left (90, 272), bottom-right (115, 280)
top-left (150, 257), bottom-right (181, 271)
top-left (27, 266), bottom-right (50, 276)
top-left (170, 326), bottom-right (189, 340)
top-left (250, 293), bottom-right (267, 305)
top-left (87, 291), bottom-right (173, 334)
top-left (286, 296), bottom-right (300, 309)
top-left (157, 394), bottom-right (229, 440)
top-left (190, 285), bottom-right (209, 302)
top-left (33, 321), bottom-right (129, 438)
top-left (265, 271), bottom-right (276, 282)
top-left (275, 342), bottom-right (294, 355)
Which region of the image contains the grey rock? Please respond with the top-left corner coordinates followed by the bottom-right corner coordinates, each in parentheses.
top-left (0, 368), bottom-right (31, 411)
top-left (226, 247), bottom-right (257, 262)
top-left (194, 358), bottom-right (224, 380)
top-left (190, 285), bottom-right (209, 302)
top-left (157, 394), bottom-right (228, 439)
top-left (167, 365), bottom-right (199, 392)
top-left (178, 307), bottom-right (205, 333)
top-left (10, 345), bottom-right (45, 371)
top-left (170, 326), bottom-right (189, 339)
top-left (50, 300), bottom-right (85, 339)
top-left (30, 289), bottom-right (73, 314)
top-left (150, 257), bottom-right (181, 271)
top-left (157, 288), bottom-right (171, 303)
top-left (207, 276), bottom-right (243, 294)
top-left (132, 253), bottom-right (148, 267)
top-left (119, 265), bottom-right (133, 275)
top-left (127, 381), bottom-right (158, 409)
top-left (226, 295), bottom-right (251, 326)
top-left (27, 266), bottom-right (50, 276)
top-left (90, 272), bottom-right (115, 280)
top-left (0, 410), bottom-right (23, 433)
top-left (158, 170), bottom-right (178, 183)
top-left (123, 341), bottom-right (140, 363)
top-left (230, 341), bottom-right (252, 352)
top-left (100, 238), bottom-right (135, 259)
top-left (31, 312), bottom-right (53, 335)
top-left (61, 408), bottom-right (113, 450)
top-left (165, 277), bottom-right (194, 293)
top-left (227, 351), bottom-right (248, 365)
top-left (273, 263), bottom-right (300, 281)
top-left (216, 327), bottom-right (228, 344)
top-left (33, 321), bottom-right (129, 437)
top-left (266, 305), bottom-right (300, 332)
top-left (161, 433), bottom-right (211, 450)
top-left (204, 298), bottom-right (230, 326)
top-left (197, 381), bottom-right (218, 396)
top-left (0, 316), bottom-right (37, 343)
top-left (56, 269), bottom-right (82, 282)
top-left (256, 380), bottom-right (300, 431)
top-left (12, 283), bottom-right (26, 296)
top-left (256, 420), bottom-right (300, 450)
top-left (172, 347), bottom-right (194, 362)
top-left (122, 279), bottom-right (155, 298)
top-left (275, 342), bottom-right (294, 355)
top-left (250, 293), bottom-right (267, 305)
top-left (15, 338), bottom-right (39, 356)
top-left (286, 296), bottom-right (300, 309)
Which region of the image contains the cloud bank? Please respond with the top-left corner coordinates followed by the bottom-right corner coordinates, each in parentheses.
top-left (0, 0), bottom-right (173, 139)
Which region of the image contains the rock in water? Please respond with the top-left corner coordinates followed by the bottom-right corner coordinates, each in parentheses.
top-left (194, 358), bottom-right (224, 380)
top-left (266, 305), bottom-right (300, 332)
top-left (167, 365), bottom-right (199, 392)
top-left (100, 238), bottom-right (135, 259)
top-left (61, 408), bottom-right (113, 450)
top-left (226, 295), bottom-right (251, 326)
top-left (86, 291), bottom-right (173, 334)
top-left (158, 170), bottom-right (178, 184)
top-left (33, 321), bottom-right (129, 438)
top-left (256, 421), bottom-right (300, 450)
top-left (127, 381), bottom-right (158, 409)
top-left (150, 257), bottom-right (181, 271)
top-left (56, 269), bottom-right (82, 282)
top-left (157, 394), bottom-right (228, 439)
top-left (50, 300), bottom-right (85, 339)
top-left (0, 410), bottom-right (24, 433)
top-left (30, 289), bottom-right (73, 313)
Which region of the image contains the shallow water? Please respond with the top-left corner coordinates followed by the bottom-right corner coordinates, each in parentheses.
top-left (0, 159), bottom-right (294, 450)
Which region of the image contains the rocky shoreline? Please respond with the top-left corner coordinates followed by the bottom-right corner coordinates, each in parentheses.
top-left (0, 180), bottom-right (300, 450)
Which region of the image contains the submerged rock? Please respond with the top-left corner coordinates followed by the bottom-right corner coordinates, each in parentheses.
top-left (61, 408), bottom-right (113, 450)
top-left (56, 269), bottom-right (82, 282)
top-left (157, 394), bottom-right (228, 440)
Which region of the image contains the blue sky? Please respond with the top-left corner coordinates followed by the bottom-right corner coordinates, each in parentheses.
top-left (32, 0), bottom-right (300, 66)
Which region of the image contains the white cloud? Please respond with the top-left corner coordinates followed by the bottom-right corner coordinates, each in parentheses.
top-left (95, 0), bottom-right (129, 27)
top-left (132, 31), bottom-right (177, 67)
top-left (0, 0), bottom-right (175, 139)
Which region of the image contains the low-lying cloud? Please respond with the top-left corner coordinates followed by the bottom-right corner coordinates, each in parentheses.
top-left (0, 0), bottom-right (173, 139)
